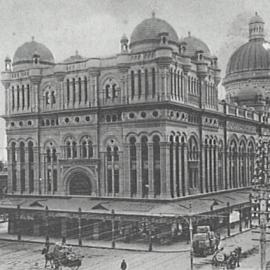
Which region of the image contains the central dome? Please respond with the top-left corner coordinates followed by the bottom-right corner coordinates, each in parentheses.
top-left (130, 14), bottom-right (179, 53)
top-left (13, 39), bottom-right (54, 67)
top-left (226, 40), bottom-right (270, 75)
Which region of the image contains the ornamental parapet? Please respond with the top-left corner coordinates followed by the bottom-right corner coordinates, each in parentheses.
top-left (218, 101), bottom-right (259, 121)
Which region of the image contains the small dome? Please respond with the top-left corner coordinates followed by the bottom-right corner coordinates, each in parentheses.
top-left (130, 14), bottom-right (179, 52)
top-left (63, 51), bottom-right (85, 63)
top-left (121, 34), bottom-right (128, 42)
top-left (180, 33), bottom-right (211, 56)
top-left (226, 39), bottom-right (270, 75)
top-left (13, 38), bottom-right (54, 66)
top-left (249, 12), bottom-right (264, 24)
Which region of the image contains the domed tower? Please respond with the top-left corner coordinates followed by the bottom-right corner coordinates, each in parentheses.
top-left (129, 12), bottom-right (179, 53)
top-left (223, 13), bottom-right (270, 111)
top-left (12, 37), bottom-right (55, 71)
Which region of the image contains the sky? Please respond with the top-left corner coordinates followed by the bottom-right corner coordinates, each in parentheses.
top-left (0, 0), bottom-right (269, 159)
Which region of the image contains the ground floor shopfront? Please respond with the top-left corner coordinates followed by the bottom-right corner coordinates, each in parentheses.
top-left (0, 188), bottom-right (252, 247)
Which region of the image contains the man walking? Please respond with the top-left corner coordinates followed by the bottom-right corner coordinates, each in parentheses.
top-left (121, 259), bottom-right (127, 270)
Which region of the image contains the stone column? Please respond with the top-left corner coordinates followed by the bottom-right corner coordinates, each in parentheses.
top-left (136, 143), bottom-right (142, 197)
top-left (226, 148), bottom-right (231, 189)
top-left (148, 143), bottom-right (154, 197)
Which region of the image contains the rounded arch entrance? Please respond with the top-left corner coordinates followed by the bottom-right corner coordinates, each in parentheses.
top-left (65, 168), bottom-right (95, 196)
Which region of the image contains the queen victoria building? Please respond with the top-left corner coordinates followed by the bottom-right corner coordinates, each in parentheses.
top-left (0, 13), bottom-right (268, 240)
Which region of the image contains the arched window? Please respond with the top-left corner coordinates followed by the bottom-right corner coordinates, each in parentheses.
top-left (248, 141), bottom-right (255, 186)
top-left (28, 141), bottom-right (34, 193)
top-left (19, 142), bottom-right (25, 163)
top-left (170, 68), bottom-right (173, 96)
top-left (12, 86), bottom-right (15, 110)
top-left (138, 70), bottom-right (142, 99)
top-left (141, 136), bottom-right (148, 197)
top-left (177, 71), bottom-right (180, 99)
top-left (46, 148), bottom-right (51, 163)
top-left (22, 85), bottom-right (25, 108)
top-left (145, 69), bottom-right (148, 98)
top-left (175, 136), bottom-right (180, 197)
top-left (11, 142), bottom-right (17, 191)
top-left (66, 141), bottom-right (71, 158)
top-left (218, 140), bottom-right (223, 190)
top-left (130, 137), bottom-right (137, 196)
top-left (52, 148), bottom-right (57, 162)
top-left (72, 141), bottom-right (77, 158)
top-left (112, 84), bottom-right (118, 99)
top-left (188, 136), bottom-right (199, 190)
top-left (72, 78), bottom-right (76, 105)
top-left (169, 135), bottom-right (174, 197)
top-left (19, 142), bottom-right (25, 193)
top-left (17, 85), bottom-right (20, 109)
top-left (45, 92), bottom-right (50, 105)
top-left (107, 146), bottom-right (112, 193)
top-left (27, 84), bottom-right (30, 108)
top-left (229, 140), bottom-right (238, 188)
top-left (66, 79), bottom-right (70, 104)
top-left (113, 146), bottom-right (119, 193)
top-left (51, 91), bottom-right (56, 105)
top-left (105, 84), bottom-right (110, 99)
top-left (78, 77), bottom-right (82, 104)
top-left (131, 71), bottom-right (135, 100)
top-left (81, 137), bottom-right (93, 158)
top-left (152, 68), bottom-right (156, 98)
top-left (84, 76), bottom-right (88, 103)
top-left (153, 135), bottom-right (161, 196)
top-left (239, 141), bottom-right (246, 187)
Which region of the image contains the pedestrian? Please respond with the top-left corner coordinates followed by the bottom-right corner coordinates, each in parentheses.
top-left (121, 259), bottom-right (127, 270)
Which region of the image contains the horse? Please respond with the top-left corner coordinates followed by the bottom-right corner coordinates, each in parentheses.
top-left (41, 246), bottom-right (55, 268)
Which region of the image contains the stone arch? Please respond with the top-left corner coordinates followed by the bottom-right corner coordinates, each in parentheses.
top-left (63, 166), bottom-right (97, 196)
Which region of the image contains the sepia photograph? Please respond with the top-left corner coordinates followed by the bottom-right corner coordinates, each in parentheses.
top-left (0, 0), bottom-right (270, 269)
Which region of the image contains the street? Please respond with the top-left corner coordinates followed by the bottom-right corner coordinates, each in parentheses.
top-left (0, 229), bottom-right (265, 270)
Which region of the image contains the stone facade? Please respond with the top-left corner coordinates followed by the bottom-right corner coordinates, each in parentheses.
top-left (1, 14), bottom-right (263, 201)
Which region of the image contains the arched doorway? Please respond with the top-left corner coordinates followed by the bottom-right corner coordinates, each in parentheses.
top-left (68, 172), bottom-right (92, 195)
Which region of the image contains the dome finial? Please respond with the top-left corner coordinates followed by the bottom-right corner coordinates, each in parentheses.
top-left (75, 50), bottom-right (78, 56)
top-left (188, 31), bottom-right (191, 37)
top-left (152, 10), bottom-right (156, 18)
top-left (31, 36), bottom-right (35, 42)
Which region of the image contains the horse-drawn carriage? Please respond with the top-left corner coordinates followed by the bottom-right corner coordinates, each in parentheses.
top-left (42, 242), bottom-right (84, 270)
top-left (212, 246), bottom-right (242, 269)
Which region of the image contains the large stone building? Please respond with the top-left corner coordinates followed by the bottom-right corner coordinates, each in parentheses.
top-left (0, 13), bottom-right (267, 241)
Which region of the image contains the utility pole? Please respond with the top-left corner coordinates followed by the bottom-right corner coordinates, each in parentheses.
top-left (251, 136), bottom-right (268, 270)
top-left (189, 203), bottom-right (193, 270)
top-left (260, 190), bottom-right (267, 270)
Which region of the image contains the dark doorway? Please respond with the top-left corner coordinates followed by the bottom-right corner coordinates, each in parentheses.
top-left (69, 172), bottom-right (91, 195)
